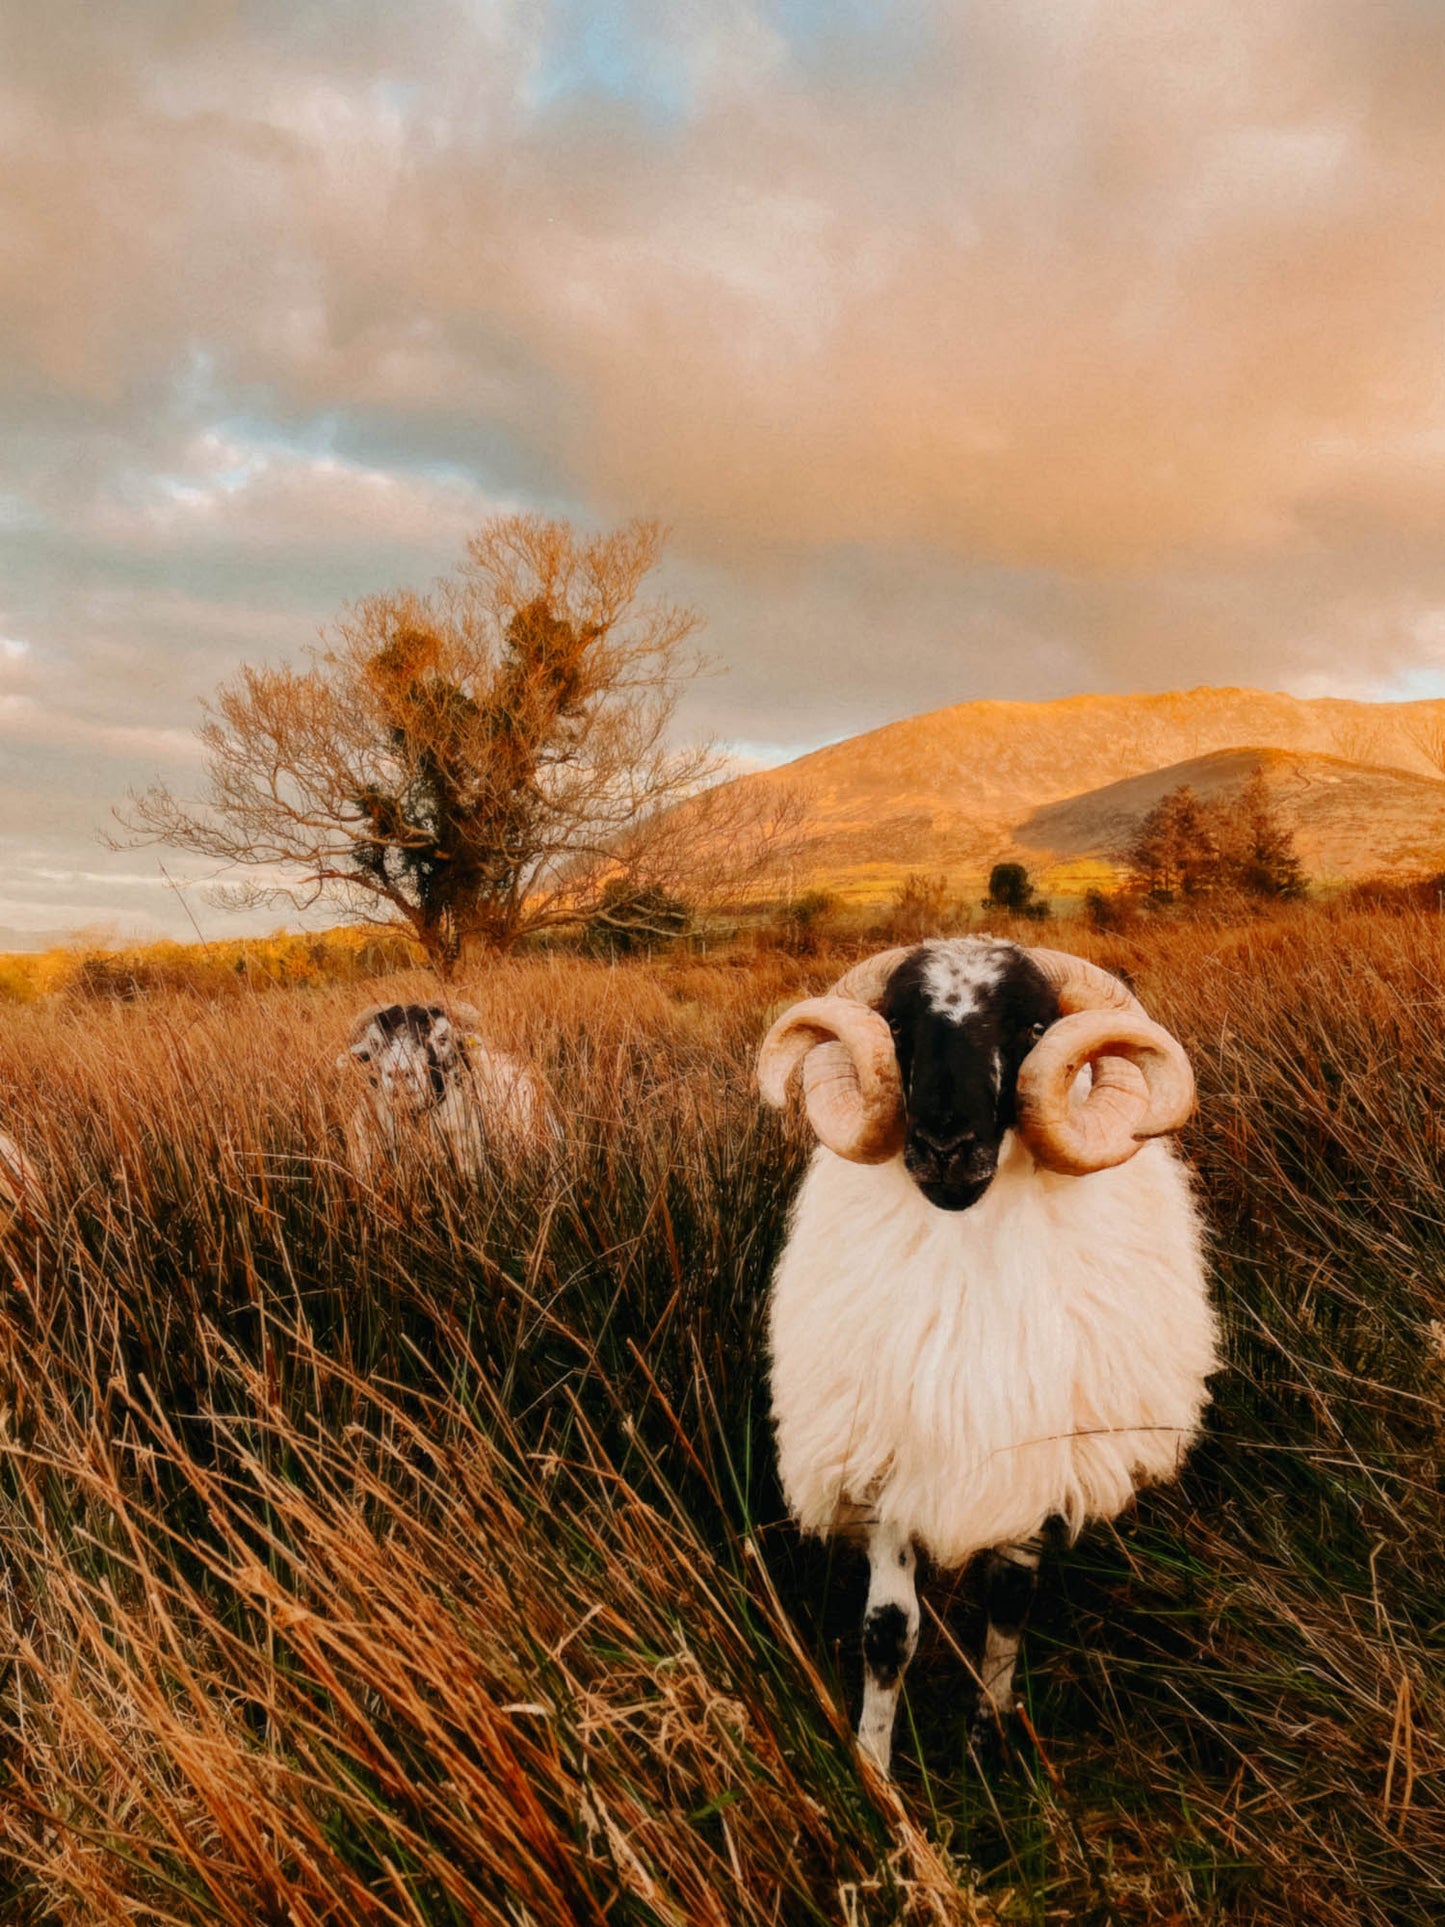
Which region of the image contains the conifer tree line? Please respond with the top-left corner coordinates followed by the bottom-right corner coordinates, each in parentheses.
top-left (1125, 770), bottom-right (1306, 902)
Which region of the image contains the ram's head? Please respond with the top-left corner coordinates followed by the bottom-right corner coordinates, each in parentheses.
top-left (758, 940), bottom-right (1194, 1212)
top-left (340, 1001), bottom-right (480, 1115)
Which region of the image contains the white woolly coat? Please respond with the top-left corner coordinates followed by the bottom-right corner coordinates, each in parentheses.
top-left (768, 1131), bottom-right (1216, 1567)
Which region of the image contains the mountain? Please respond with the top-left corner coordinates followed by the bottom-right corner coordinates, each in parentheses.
top-left (1017, 747), bottom-right (1445, 880)
top-left (735, 686), bottom-right (1445, 894)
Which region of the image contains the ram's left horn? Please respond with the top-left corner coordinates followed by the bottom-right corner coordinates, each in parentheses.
top-left (1016, 950), bottom-right (1194, 1174)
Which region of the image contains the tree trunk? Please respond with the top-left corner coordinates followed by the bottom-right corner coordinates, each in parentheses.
top-left (456, 929), bottom-right (509, 972)
top-left (414, 918), bottom-right (455, 980)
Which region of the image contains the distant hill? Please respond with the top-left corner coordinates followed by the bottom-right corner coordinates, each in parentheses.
top-left (1017, 747), bottom-right (1445, 881)
top-left (732, 686), bottom-right (1445, 894)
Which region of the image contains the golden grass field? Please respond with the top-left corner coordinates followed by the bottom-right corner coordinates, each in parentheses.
top-left (2, 906), bottom-right (1444, 1922)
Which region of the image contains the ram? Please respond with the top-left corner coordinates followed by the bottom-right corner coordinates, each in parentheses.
top-left (341, 1001), bottom-right (554, 1179)
top-left (759, 938), bottom-right (1216, 1774)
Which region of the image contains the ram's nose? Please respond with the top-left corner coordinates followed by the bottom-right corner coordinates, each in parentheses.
top-left (904, 1121), bottom-right (999, 1207)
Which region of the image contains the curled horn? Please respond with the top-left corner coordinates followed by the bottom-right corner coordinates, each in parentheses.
top-left (757, 948), bottom-right (913, 1163)
top-left (1016, 949), bottom-right (1195, 1175)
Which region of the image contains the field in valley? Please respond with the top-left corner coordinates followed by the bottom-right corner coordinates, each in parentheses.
top-left (1, 908), bottom-right (1444, 1923)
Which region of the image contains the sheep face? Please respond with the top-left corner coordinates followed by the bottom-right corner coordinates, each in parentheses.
top-left (880, 943), bottom-right (1059, 1212)
top-left (343, 1003), bottom-right (467, 1116)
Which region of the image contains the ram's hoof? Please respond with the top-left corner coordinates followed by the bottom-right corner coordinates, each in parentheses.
top-left (966, 1701), bottom-right (1024, 1777)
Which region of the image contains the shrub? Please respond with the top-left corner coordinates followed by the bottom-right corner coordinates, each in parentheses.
top-left (982, 861), bottom-right (1043, 917)
top-left (1338, 872), bottom-right (1445, 915)
top-left (584, 877), bottom-right (692, 954)
top-left (1083, 886), bottom-right (1137, 933)
top-left (763, 888), bottom-right (837, 956)
top-left (877, 871), bottom-right (963, 943)
top-left (0, 960), bottom-right (38, 1006)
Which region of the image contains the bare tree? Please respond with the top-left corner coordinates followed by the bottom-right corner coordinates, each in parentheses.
top-left (116, 514), bottom-right (802, 973)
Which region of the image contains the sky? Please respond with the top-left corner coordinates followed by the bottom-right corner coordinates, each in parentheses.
top-left (4, 0), bottom-right (1445, 938)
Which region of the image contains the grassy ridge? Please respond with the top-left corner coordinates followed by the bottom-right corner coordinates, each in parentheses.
top-left (1, 917), bottom-right (1443, 1922)
top-left (0, 925), bottom-right (424, 1004)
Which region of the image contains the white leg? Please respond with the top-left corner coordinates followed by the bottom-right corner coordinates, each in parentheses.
top-left (857, 1519), bottom-right (919, 1774)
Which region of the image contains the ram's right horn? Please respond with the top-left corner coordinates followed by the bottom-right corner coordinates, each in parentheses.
top-left (758, 994), bottom-right (906, 1164)
top-left (1016, 949), bottom-right (1195, 1175)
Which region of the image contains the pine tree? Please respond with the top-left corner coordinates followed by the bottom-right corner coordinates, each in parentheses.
top-left (1219, 770), bottom-right (1306, 900)
top-left (1127, 786), bottom-right (1219, 899)
top-left (1127, 771), bottom-right (1307, 905)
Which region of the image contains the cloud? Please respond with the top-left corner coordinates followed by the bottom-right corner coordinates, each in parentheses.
top-left (4, 0), bottom-right (1445, 932)
top-left (87, 430), bottom-right (507, 556)
top-left (0, 696), bottom-right (204, 761)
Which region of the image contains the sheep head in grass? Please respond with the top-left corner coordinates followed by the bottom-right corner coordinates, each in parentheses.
top-left (338, 1000), bottom-right (556, 1179)
top-left (340, 1001), bottom-right (483, 1117)
top-left (759, 939), bottom-right (1194, 1210)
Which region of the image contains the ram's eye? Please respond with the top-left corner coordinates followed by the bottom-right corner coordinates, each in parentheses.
top-left (1030, 1022), bottom-right (1047, 1040)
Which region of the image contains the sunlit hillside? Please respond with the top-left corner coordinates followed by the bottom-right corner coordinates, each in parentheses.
top-left (726, 686), bottom-right (1445, 897)
top-left (1018, 745), bottom-right (1445, 882)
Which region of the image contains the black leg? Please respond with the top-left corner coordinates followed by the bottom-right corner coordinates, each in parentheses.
top-left (968, 1535), bottom-right (1042, 1766)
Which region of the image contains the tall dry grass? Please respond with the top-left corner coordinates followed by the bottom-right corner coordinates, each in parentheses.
top-left (0, 916), bottom-right (1443, 1922)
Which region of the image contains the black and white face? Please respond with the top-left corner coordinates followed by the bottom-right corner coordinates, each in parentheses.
top-left (344, 1003), bottom-right (466, 1114)
top-left (880, 942), bottom-right (1059, 1212)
